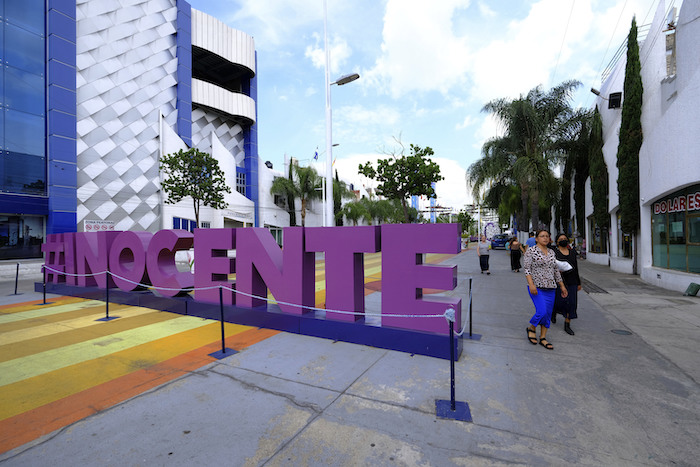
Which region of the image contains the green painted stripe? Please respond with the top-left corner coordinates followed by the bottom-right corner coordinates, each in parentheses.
top-left (0, 300), bottom-right (106, 325)
top-left (0, 316), bottom-right (212, 386)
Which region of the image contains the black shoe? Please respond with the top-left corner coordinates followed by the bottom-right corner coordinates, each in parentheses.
top-left (565, 322), bottom-right (574, 335)
top-left (551, 313), bottom-right (556, 324)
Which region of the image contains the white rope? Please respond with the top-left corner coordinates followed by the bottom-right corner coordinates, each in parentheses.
top-left (42, 265), bottom-right (458, 321)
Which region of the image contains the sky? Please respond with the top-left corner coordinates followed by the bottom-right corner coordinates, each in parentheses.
top-left (187, 0), bottom-right (665, 214)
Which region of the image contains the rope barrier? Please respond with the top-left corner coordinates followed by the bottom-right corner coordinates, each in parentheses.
top-left (42, 265), bottom-right (457, 320)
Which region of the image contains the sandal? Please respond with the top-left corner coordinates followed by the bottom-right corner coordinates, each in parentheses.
top-left (527, 328), bottom-right (538, 345)
top-left (539, 338), bottom-right (553, 350)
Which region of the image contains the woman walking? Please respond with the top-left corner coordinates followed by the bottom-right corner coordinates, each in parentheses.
top-left (477, 235), bottom-right (490, 275)
top-left (524, 229), bottom-right (568, 350)
top-left (551, 233), bottom-right (581, 335)
top-left (509, 237), bottom-right (524, 272)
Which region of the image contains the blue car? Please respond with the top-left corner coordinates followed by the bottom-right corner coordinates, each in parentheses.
top-left (490, 234), bottom-right (509, 250)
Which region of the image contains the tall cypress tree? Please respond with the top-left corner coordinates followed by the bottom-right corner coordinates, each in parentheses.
top-left (589, 107), bottom-right (609, 229)
top-left (616, 17), bottom-right (643, 235)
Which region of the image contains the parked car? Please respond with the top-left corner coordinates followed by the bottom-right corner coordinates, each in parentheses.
top-left (490, 234), bottom-right (509, 250)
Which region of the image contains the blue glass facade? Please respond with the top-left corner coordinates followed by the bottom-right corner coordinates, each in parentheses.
top-left (0, 0), bottom-right (259, 258)
top-left (0, 0), bottom-right (78, 259)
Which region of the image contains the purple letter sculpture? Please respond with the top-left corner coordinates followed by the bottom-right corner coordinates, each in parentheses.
top-left (194, 228), bottom-right (236, 304)
top-left (108, 231), bottom-right (153, 291)
top-left (236, 227), bottom-right (315, 314)
top-left (380, 223), bottom-right (461, 335)
top-left (306, 226), bottom-right (380, 322)
top-left (74, 231), bottom-right (121, 288)
top-left (41, 233), bottom-right (69, 284)
top-left (147, 229), bottom-right (194, 297)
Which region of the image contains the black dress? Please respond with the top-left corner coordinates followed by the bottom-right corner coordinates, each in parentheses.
top-left (553, 247), bottom-right (581, 319)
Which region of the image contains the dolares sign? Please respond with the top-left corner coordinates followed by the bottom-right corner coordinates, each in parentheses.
top-left (42, 224), bottom-right (462, 335)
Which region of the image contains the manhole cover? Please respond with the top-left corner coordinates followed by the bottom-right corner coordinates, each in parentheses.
top-left (611, 329), bottom-right (632, 335)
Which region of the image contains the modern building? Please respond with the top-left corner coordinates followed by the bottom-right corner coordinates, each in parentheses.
top-left (0, 0), bottom-right (293, 260)
top-left (588, 0), bottom-right (699, 292)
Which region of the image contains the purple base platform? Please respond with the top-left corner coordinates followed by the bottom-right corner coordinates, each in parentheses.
top-left (36, 282), bottom-right (463, 360)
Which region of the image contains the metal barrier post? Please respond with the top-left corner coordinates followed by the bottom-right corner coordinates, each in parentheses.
top-left (42, 266), bottom-right (46, 304)
top-left (13, 263), bottom-right (20, 295)
top-left (469, 277), bottom-right (473, 337)
top-left (219, 286), bottom-right (226, 354)
top-left (435, 307), bottom-right (472, 422)
top-left (449, 318), bottom-right (456, 411)
top-left (207, 285), bottom-right (237, 359)
top-left (97, 272), bottom-right (118, 321)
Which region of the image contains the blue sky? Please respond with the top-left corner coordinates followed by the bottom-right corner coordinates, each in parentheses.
top-left (187, 0), bottom-right (663, 213)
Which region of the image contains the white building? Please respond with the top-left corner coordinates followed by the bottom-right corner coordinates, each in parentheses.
top-left (588, 0), bottom-right (699, 292)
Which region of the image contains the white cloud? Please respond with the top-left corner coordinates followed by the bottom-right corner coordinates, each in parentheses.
top-left (304, 33), bottom-right (353, 75)
top-left (456, 115), bottom-right (478, 130)
top-left (362, 0), bottom-right (473, 98)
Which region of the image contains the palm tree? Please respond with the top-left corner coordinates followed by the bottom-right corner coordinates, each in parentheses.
top-left (270, 161), bottom-right (323, 227)
top-left (469, 80), bottom-right (584, 231)
top-left (339, 201), bottom-right (369, 226)
top-left (333, 170), bottom-right (355, 226)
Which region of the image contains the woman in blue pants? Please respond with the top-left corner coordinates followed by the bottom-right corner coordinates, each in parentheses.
top-left (523, 229), bottom-right (568, 350)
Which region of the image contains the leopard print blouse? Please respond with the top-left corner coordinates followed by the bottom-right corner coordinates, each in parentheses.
top-left (523, 246), bottom-right (563, 289)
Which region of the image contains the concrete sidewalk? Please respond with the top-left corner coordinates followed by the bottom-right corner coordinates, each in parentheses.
top-left (1, 248), bottom-right (699, 465)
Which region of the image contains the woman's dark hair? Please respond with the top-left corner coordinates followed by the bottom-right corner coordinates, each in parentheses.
top-left (555, 233), bottom-right (568, 243)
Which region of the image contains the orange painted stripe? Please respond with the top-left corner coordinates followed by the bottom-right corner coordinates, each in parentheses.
top-left (0, 327), bottom-right (278, 454)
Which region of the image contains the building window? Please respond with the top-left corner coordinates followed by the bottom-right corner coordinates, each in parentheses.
top-left (266, 225), bottom-right (283, 246)
top-left (617, 214), bottom-right (632, 258)
top-left (200, 221), bottom-right (211, 229)
top-left (173, 217), bottom-right (197, 232)
top-left (1, 9), bottom-right (47, 196)
top-left (608, 92), bottom-right (622, 109)
top-left (651, 184), bottom-right (700, 273)
top-left (0, 214), bottom-right (44, 259)
top-left (236, 172), bottom-right (246, 196)
top-left (588, 217), bottom-right (608, 254)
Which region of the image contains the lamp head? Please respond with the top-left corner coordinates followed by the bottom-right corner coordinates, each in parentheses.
top-left (334, 73), bottom-right (360, 86)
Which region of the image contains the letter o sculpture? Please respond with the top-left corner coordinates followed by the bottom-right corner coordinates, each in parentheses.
top-left (109, 231), bottom-right (152, 291)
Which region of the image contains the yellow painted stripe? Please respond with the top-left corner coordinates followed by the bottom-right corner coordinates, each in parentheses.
top-left (0, 300), bottom-right (108, 325)
top-left (0, 321), bottom-right (251, 421)
top-left (0, 306), bottom-right (157, 346)
top-left (0, 316), bottom-right (212, 386)
top-left (0, 309), bottom-right (182, 363)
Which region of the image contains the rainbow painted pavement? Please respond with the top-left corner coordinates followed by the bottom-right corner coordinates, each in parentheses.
top-left (0, 252), bottom-right (454, 454)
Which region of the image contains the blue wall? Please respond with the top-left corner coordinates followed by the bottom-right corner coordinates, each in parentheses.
top-left (244, 53), bottom-right (259, 227)
top-left (176, 0), bottom-right (192, 147)
top-left (47, 0), bottom-right (77, 234)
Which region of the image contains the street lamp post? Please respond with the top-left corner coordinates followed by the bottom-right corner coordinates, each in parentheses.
top-left (324, 0), bottom-right (359, 227)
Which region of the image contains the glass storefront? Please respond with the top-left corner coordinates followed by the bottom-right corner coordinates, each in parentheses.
top-left (0, 0), bottom-right (47, 196)
top-left (651, 184), bottom-right (700, 273)
top-left (617, 214), bottom-right (633, 258)
top-left (588, 217), bottom-right (608, 254)
top-left (0, 214), bottom-right (44, 259)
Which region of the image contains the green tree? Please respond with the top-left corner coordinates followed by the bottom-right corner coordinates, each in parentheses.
top-left (589, 107), bottom-right (610, 231)
top-left (358, 144), bottom-right (443, 223)
top-left (333, 170), bottom-right (355, 226)
top-left (160, 148), bottom-right (231, 227)
top-left (470, 80), bottom-right (583, 231)
top-left (616, 17), bottom-right (643, 273)
top-left (456, 210), bottom-right (474, 233)
top-left (270, 161), bottom-right (323, 227)
top-left (339, 201), bottom-right (369, 226)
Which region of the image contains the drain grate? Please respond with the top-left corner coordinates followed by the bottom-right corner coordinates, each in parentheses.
top-left (611, 329), bottom-right (632, 335)
top-left (581, 277), bottom-right (609, 294)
